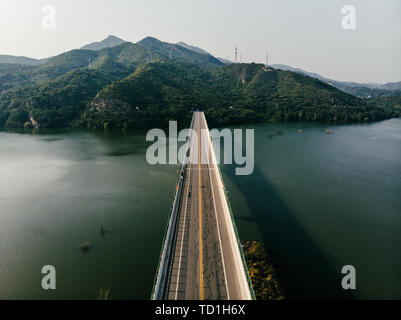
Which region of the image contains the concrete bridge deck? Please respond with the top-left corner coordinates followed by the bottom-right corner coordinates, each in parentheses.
top-left (152, 112), bottom-right (253, 300)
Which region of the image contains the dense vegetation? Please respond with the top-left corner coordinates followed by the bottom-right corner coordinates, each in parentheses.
top-left (271, 63), bottom-right (401, 98)
top-left (0, 38), bottom-right (399, 130)
top-left (0, 64), bottom-right (36, 92)
top-left (84, 61), bottom-right (399, 130)
top-left (243, 241), bottom-right (285, 300)
top-left (369, 95), bottom-right (401, 110)
top-left (340, 86), bottom-right (401, 98)
top-left (138, 37), bottom-right (224, 70)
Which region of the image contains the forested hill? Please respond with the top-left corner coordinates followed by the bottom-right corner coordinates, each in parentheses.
top-left (86, 62), bottom-right (398, 130)
top-left (0, 38), bottom-right (399, 130)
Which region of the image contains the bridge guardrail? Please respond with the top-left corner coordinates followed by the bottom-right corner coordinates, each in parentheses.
top-left (151, 165), bottom-right (185, 299)
top-left (152, 113), bottom-right (255, 300)
top-left (151, 114), bottom-right (194, 300)
top-left (210, 138), bottom-right (256, 300)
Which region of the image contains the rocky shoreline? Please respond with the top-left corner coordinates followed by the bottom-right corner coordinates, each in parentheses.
top-left (243, 240), bottom-right (285, 300)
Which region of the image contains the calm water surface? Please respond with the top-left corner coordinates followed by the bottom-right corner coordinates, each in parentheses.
top-left (0, 118), bottom-right (400, 299)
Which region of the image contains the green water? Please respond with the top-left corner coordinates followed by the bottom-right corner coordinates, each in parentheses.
top-left (0, 130), bottom-right (179, 299)
top-left (223, 118), bottom-right (401, 299)
top-left (0, 119), bottom-right (400, 299)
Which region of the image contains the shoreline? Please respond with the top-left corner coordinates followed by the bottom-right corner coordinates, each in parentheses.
top-left (243, 240), bottom-right (285, 300)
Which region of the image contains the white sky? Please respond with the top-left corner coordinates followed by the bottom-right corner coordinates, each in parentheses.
top-left (0, 0), bottom-right (400, 83)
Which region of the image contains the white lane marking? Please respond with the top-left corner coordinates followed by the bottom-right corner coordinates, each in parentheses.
top-left (207, 140), bottom-right (230, 299)
top-left (175, 126), bottom-right (194, 299)
top-left (198, 113), bottom-right (229, 299)
top-left (201, 112), bottom-right (251, 300)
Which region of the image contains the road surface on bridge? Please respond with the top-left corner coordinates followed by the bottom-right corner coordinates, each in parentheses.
top-left (165, 112), bottom-right (251, 300)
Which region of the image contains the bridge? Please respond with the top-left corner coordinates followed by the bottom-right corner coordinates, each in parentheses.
top-left (152, 112), bottom-right (254, 300)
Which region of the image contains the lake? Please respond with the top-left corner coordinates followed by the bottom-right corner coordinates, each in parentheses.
top-left (0, 118), bottom-right (400, 299)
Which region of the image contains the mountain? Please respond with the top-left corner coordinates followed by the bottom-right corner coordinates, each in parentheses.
top-left (0, 64), bottom-right (36, 92)
top-left (216, 57), bottom-right (233, 65)
top-left (138, 37), bottom-right (224, 70)
top-left (85, 62), bottom-right (398, 130)
top-left (0, 36), bottom-right (228, 70)
top-left (0, 35), bottom-right (126, 67)
top-left (271, 64), bottom-right (328, 82)
top-left (0, 38), bottom-right (225, 102)
top-left (176, 42), bottom-right (209, 55)
top-left (271, 64), bottom-right (401, 98)
top-left (0, 36), bottom-right (399, 130)
top-left (0, 47), bottom-right (139, 128)
top-left (381, 81), bottom-right (401, 91)
top-left (81, 35), bottom-right (126, 51)
top-left (0, 55), bottom-right (45, 66)
top-left (177, 41), bottom-right (233, 65)
top-left (0, 42), bottom-right (157, 94)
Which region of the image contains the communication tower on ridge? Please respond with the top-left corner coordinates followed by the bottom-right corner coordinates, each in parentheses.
top-left (234, 47), bottom-right (238, 63)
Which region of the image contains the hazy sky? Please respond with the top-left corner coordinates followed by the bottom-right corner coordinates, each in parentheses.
top-left (0, 0), bottom-right (400, 83)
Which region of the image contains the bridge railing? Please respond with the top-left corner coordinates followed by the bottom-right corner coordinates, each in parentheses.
top-left (209, 132), bottom-right (256, 300)
top-left (151, 113), bottom-right (194, 300)
top-left (150, 166), bottom-right (185, 299)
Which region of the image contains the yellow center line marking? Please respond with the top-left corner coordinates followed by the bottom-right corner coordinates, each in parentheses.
top-left (198, 115), bottom-right (204, 300)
